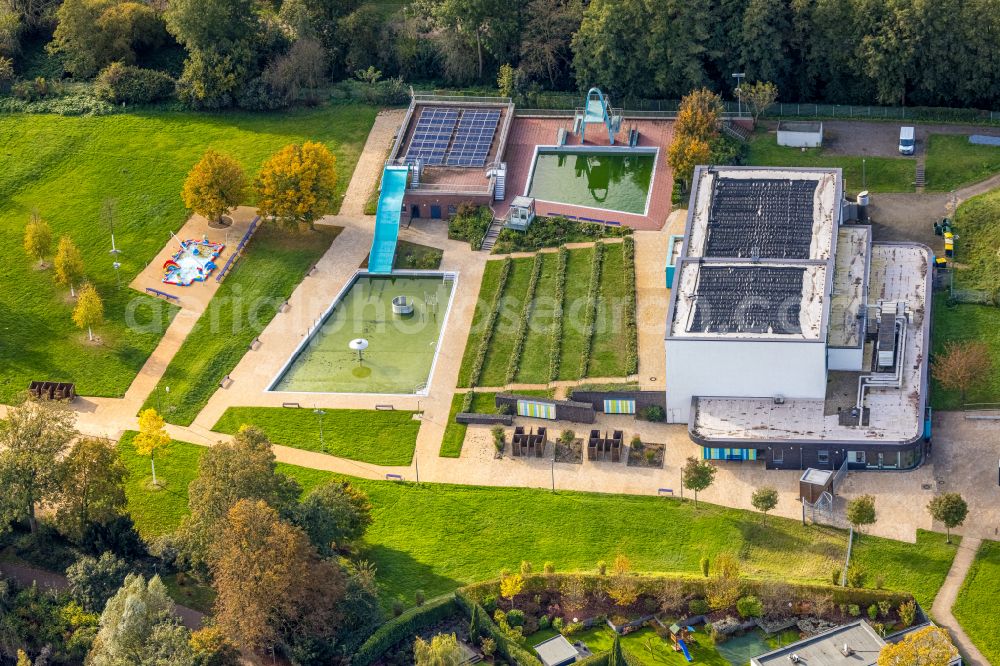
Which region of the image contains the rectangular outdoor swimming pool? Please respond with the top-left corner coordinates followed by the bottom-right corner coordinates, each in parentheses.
top-left (269, 271), bottom-right (456, 394)
top-left (526, 147), bottom-right (656, 215)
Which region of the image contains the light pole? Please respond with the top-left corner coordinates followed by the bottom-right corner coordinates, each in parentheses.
top-left (104, 199), bottom-right (122, 289)
top-left (314, 409), bottom-right (326, 448)
top-left (862, 158), bottom-right (867, 190)
top-left (732, 73), bottom-right (746, 117)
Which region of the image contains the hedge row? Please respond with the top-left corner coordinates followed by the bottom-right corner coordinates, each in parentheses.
top-left (548, 246), bottom-right (569, 382)
top-left (461, 390), bottom-right (475, 413)
top-left (456, 590), bottom-right (543, 666)
top-left (622, 236), bottom-right (638, 376)
top-left (506, 253), bottom-right (544, 384)
top-left (469, 257), bottom-right (512, 387)
top-left (578, 241), bottom-right (605, 378)
top-left (352, 595), bottom-right (459, 666)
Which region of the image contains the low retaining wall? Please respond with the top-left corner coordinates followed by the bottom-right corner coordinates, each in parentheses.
top-left (456, 413), bottom-right (513, 426)
top-left (569, 390), bottom-right (666, 413)
top-left (495, 393), bottom-right (596, 423)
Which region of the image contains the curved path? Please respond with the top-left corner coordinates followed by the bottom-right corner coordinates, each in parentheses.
top-left (931, 537), bottom-right (988, 666)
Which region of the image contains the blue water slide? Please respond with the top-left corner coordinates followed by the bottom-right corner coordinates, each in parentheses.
top-left (677, 639), bottom-right (693, 663)
top-left (368, 165), bottom-right (409, 274)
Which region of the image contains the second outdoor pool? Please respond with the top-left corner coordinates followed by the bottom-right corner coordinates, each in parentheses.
top-left (526, 148), bottom-right (656, 215)
top-left (269, 272), bottom-right (456, 394)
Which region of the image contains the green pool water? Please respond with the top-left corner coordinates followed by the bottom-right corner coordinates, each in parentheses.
top-left (527, 149), bottom-right (655, 214)
top-left (271, 274), bottom-right (454, 394)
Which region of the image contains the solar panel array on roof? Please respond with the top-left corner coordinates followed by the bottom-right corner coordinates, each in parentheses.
top-left (705, 178), bottom-right (818, 259)
top-left (404, 107), bottom-right (458, 166)
top-left (446, 109), bottom-right (500, 167)
top-left (688, 266), bottom-right (805, 335)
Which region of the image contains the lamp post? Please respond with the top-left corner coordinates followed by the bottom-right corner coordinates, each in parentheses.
top-left (349, 338), bottom-right (369, 365)
top-left (314, 409), bottom-right (326, 448)
top-left (732, 72), bottom-right (746, 117)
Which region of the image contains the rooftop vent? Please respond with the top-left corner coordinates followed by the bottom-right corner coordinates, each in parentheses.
top-left (841, 643), bottom-right (855, 656)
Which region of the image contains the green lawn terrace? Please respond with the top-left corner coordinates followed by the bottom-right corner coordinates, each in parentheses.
top-left (0, 106), bottom-right (376, 403)
top-left (269, 272), bottom-right (456, 395)
top-left (953, 540), bottom-right (1000, 665)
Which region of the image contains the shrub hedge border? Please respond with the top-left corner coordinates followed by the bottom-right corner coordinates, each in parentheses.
top-left (548, 245), bottom-right (569, 382)
top-left (507, 252), bottom-right (544, 384)
top-left (352, 595), bottom-right (459, 666)
top-left (622, 236), bottom-right (638, 376)
top-left (578, 241), bottom-right (605, 378)
top-left (469, 257), bottom-right (512, 387)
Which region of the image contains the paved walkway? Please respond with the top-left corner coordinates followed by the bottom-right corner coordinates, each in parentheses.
top-left (931, 537), bottom-right (988, 666)
top-left (0, 561), bottom-right (205, 630)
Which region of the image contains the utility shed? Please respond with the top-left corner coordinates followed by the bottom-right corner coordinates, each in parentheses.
top-left (777, 121), bottom-right (824, 148)
top-left (534, 635), bottom-right (579, 666)
top-left (799, 468), bottom-right (834, 503)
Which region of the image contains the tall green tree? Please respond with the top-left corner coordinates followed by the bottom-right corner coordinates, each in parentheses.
top-left (518, 0), bottom-right (581, 89)
top-left (417, 0), bottom-right (524, 81)
top-left (0, 399), bottom-right (77, 534)
top-left (165, 0), bottom-right (257, 51)
top-left (293, 481), bottom-right (373, 557)
top-left (66, 551), bottom-right (131, 613)
top-left (846, 494), bottom-right (878, 537)
top-left (571, 0), bottom-right (651, 99)
top-left (926, 493), bottom-right (968, 544)
top-left (55, 437), bottom-right (128, 543)
top-left (49, 0), bottom-right (165, 78)
top-left (740, 0), bottom-right (792, 93)
top-left (856, 0), bottom-right (916, 105)
top-left (681, 456), bottom-right (717, 507)
top-left (648, 0), bottom-right (712, 98)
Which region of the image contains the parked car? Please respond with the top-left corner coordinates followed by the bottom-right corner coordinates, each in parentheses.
top-left (898, 126), bottom-right (916, 155)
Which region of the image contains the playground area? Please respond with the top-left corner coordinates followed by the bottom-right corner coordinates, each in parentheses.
top-left (268, 271), bottom-right (457, 394)
top-left (128, 207), bottom-right (258, 313)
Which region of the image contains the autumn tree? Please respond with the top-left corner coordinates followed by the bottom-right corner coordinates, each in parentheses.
top-left (706, 551), bottom-right (742, 611)
top-left (255, 141), bottom-right (338, 230)
top-left (751, 486), bottom-right (779, 524)
top-left (88, 574), bottom-right (192, 664)
top-left (54, 236), bottom-right (85, 297)
top-left (293, 480), bottom-right (373, 556)
top-left (134, 409), bottom-right (170, 487)
top-left (682, 456), bottom-right (717, 507)
top-left (927, 493), bottom-right (968, 544)
top-left (499, 570), bottom-right (524, 609)
top-left (181, 150), bottom-right (246, 224)
top-left (561, 574), bottom-right (588, 612)
top-left (66, 551), bottom-right (130, 613)
top-left (877, 625), bottom-right (957, 666)
top-left (189, 626), bottom-right (240, 666)
top-left (607, 553), bottom-right (638, 607)
top-left (23, 213), bottom-right (52, 267)
top-left (0, 399), bottom-right (77, 534)
top-left (674, 87), bottom-right (724, 143)
top-left (414, 633), bottom-right (464, 666)
top-left (73, 282), bottom-right (104, 342)
top-left (743, 80), bottom-right (779, 124)
top-left (211, 499), bottom-right (344, 652)
top-left (667, 134), bottom-right (712, 193)
top-left (846, 494), bottom-right (877, 537)
top-left (55, 437), bottom-right (128, 542)
top-left (933, 340), bottom-right (992, 405)
top-left (179, 425), bottom-right (300, 570)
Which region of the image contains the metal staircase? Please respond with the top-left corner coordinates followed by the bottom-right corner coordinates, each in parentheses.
top-left (722, 120), bottom-right (752, 142)
top-left (915, 160), bottom-right (926, 189)
top-left (480, 218), bottom-right (502, 252)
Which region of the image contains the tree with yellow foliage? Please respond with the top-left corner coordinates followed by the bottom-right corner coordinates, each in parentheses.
top-left (23, 212), bottom-right (52, 268)
top-left (54, 236), bottom-right (85, 297)
top-left (255, 141), bottom-right (338, 230)
top-left (608, 553), bottom-right (639, 607)
top-left (134, 409), bottom-right (170, 487)
top-left (674, 87), bottom-right (724, 143)
top-left (667, 134), bottom-right (713, 193)
top-left (877, 626), bottom-right (957, 666)
top-left (499, 570), bottom-right (524, 609)
top-left (72, 282), bottom-right (104, 342)
top-left (181, 150), bottom-right (246, 224)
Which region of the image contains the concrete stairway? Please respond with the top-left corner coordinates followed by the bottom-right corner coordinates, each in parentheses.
top-left (480, 218), bottom-right (502, 251)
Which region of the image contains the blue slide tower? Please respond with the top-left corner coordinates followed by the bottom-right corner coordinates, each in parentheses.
top-left (368, 165), bottom-right (409, 274)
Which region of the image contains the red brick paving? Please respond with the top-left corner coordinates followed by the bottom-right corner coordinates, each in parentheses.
top-left (495, 117), bottom-right (676, 230)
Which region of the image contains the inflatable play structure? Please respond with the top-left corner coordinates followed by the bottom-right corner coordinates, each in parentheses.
top-left (162, 236), bottom-right (225, 286)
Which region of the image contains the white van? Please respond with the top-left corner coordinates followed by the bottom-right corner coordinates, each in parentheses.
top-left (898, 126), bottom-right (915, 155)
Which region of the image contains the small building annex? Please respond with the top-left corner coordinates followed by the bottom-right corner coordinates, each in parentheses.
top-left (664, 166), bottom-right (931, 471)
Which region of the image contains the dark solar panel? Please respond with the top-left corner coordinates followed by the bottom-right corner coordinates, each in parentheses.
top-left (688, 266), bottom-right (805, 335)
top-left (445, 109), bottom-right (500, 167)
top-left (404, 107), bottom-right (458, 166)
top-left (704, 178), bottom-right (818, 259)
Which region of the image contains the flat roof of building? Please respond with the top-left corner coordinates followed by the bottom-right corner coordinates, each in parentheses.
top-left (533, 634), bottom-right (579, 666)
top-left (828, 226), bottom-right (871, 348)
top-left (778, 121), bottom-right (824, 134)
top-left (691, 243), bottom-right (930, 444)
top-left (751, 620), bottom-right (885, 666)
top-left (668, 166), bottom-right (841, 342)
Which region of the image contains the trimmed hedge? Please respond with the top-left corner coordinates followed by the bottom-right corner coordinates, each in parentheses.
top-left (469, 258), bottom-right (512, 387)
top-left (506, 253), bottom-right (544, 384)
top-left (352, 595), bottom-right (459, 666)
top-left (549, 245), bottom-right (569, 382)
top-left (578, 241), bottom-right (605, 378)
top-left (456, 591), bottom-right (543, 666)
top-left (622, 236), bottom-right (638, 376)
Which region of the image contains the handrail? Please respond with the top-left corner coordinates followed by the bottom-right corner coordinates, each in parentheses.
top-left (216, 216), bottom-right (260, 283)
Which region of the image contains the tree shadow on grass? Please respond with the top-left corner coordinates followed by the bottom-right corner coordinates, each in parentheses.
top-left (360, 544), bottom-right (464, 606)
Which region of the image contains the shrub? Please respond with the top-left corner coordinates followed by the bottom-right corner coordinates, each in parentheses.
top-left (560, 430), bottom-right (575, 446)
top-left (549, 245), bottom-right (568, 380)
top-left (875, 575), bottom-right (885, 590)
top-left (645, 449), bottom-right (657, 464)
top-left (596, 560), bottom-right (607, 575)
top-left (638, 405), bottom-right (665, 422)
top-left (538, 614), bottom-right (550, 630)
top-left (878, 600), bottom-right (891, 618)
top-left (898, 600), bottom-right (917, 627)
top-left (868, 604), bottom-right (878, 621)
top-left (95, 63), bottom-right (175, 105)
top-left (848, 604), bottom-right (861, 617)
top-left (414, 589), bottom-right (425, 606)
top-left (481, 595), bottom-right (498, 614)
top-left (391, 598), bottom-right (404, 617)
top-left (359, 76), bottom-right (409, 106)
top-left (235, 76), bottom-right (287, 111)
top-left (507, 609), bottom-right (525, 627)
top-left (847, 565), bottom-right (867, 588)
top-left (12, 77), bottom-right (64, 102)
top-left (700, 557), bottom-right (710, 577)
top-left (578, 241), bottom-right (605, 377)
top-left (491, 426), bottom-right (505, 454)
top-left (688, 599), bottom-right (710, 615)
top-left (520, 561), bottom-right (533, 576)
top-left (480, 637), bottom-right (496, 657)
top-left (543, 562), bottom-right (555, 575)
top-left (622, 236), bottom-right (638, 374)
top-left (630, 435), bottom-right (643, 450)
top-left (737, 595), bottom-right (763, 619)
top-left (832, 567), bottom-right (842, 586)
top-left (448, 203), bottom-right (493, 250)
top-left (552, 616), bottom-right (564, 632)
top-left (563, 621), bottom-right (584, 636)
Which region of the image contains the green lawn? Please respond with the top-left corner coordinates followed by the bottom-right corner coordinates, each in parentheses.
top-left (925, 134), bottom-right (1000, 192)
top-left (457, 260), bottom-right (506, 387)
top-left (479, 258), bottom-right (535, 387)
top-left (557, 247), bottom-right (594, 380)
top-left (439, 389), bottom-right (553, 458)
top-left (746, 133), bottom-right (914, 194)
top-left (516, 252), bottom-right (560, 384)
top-left (851, 530), bottom-right (959, 609)
top-left (211, 406), bottom-right (420, 466)
top-left (140, 225), bottom-right (341, 425)
top-left (0, 107), bottom-right (376, 404)
top-left (953, 540), bottom-right (1000, 665)
top-left (931, 295), bottom-right (1000, 408)
top-left (590, 242), bottom-right (630, 377)
top-left (950, 186), bottom-right (1000, 291)
top-left (119, 438), bottom-right (957, 605)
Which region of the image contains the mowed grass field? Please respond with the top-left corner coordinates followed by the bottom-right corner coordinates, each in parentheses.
top-left (140, 225), bottom-right (340, 425)
top-left (925, 134), bottom-right (1000, 192)
top-left (212, 406), bottom-right (420, 466)
top-left (953, 540), bottom-right (1000, 665)
top-left (746, 133), bottom-right (914, 194)
top-left (0, 106), bottom-right (376, 403)
top-left (119, 437), bottom-right (958, 605)
top-left (457, 245), bottom-right (632, 387)
top-left (931, 295), bottom-right (1000, 408)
